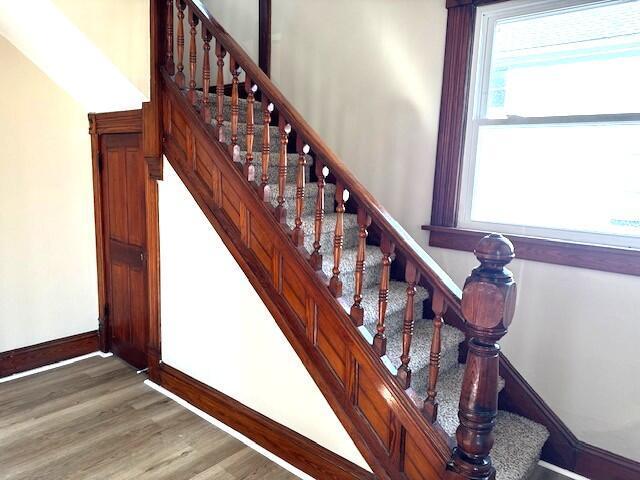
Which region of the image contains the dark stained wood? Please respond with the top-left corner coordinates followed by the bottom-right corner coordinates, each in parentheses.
top-left (310, 157), bottom-right (327, 270)
top-left (446, 234), bottom-right (516, 480)
top-left (158, 363), bottom-right (374, 480)
top-left (100, 134), bottom-right (149, 369)
top-left (174, 0), bottom-right (464, 313)
top-left (145, 1), bottom-right (164, 181)
top-left (244, 77), bottom-right (257, 180)
top-left (0, 332), bottom-right (98, 378)
top-left (144, 169), bottom-right (161, 382)
top-left (425, 225), bottom-right (640, 277)
top-left (165, 0), bottom-right (175, 74)
top-left (175, 0), bottom-right (186, 88)
top-left (201, 27), bottom-right (212, 124)
top-left (259, 98), bottom-right (273, 201)
top-left (292, 138), bottom-right (308, 246)
top-left (187, 7), bottom-right (199, 105)
top-left (258, 0), bottom-right (271, 77)
top-left (575, 443), bottom-right (640, 480)
top-left (350, 206), bottom-right (371, 326)
top-left (373, 235), bottom-right (395, 356)
top-left (215, 39), bottom-right (226, 139)
top-left (423, 290), bottom-right (445, 423)
top-left (430, 2), bottom-right (475, 228)
top-left (230, 57), bottom-right (241, 148)
top-left (90, 109), bottom-right (143, 135)
top-left (397, 262), bottom-right (420, 389)
top-left (275, 117), bottom-right (291, 223)
top-left (159, 80), bottom-right (453, 478)
top-left (329, 182), bottom-right (346, 297)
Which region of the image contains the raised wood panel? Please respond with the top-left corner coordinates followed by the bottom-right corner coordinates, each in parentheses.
top-left (194, 143), bottom-right (214, 197)
top-left (281, 258), bottom-right (308, 326)
top-left (357, 366), bottom-right (392, 453)
top-left (404, 429), bottom-right (445, 480)
top-left (221, 181), bottom-right (242, 227)
top-left (249, 215), bottom-right (276, 276)
top-left (316, 310), bottom-right (347, 386)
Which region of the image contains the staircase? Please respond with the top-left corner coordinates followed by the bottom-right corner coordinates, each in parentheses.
top-left (149, 1), bottom-right (550, 478)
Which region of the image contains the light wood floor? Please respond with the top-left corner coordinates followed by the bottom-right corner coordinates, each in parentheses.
top-left (0, 356), bottom-right (298, 480)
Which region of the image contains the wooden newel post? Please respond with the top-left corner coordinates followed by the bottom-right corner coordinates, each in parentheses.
top-left (446, 233), bottom-right (516, 480)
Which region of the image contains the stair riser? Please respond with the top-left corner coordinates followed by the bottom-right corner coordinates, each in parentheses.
top-left (361, 297), bottom-right (426, 336)
top-left (411, 351), bottom-right (461, 395)
top-left (250, 163), bottom-right (311, 184)
top-left (279, 184), bottom-right (336, 217)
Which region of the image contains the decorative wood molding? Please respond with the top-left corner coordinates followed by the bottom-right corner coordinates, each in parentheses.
top-left (157, 363), bottom-right (374, 480)
top-left (258, 0), bottom-right (271, 77)
top-left (159, 77), bottom-right (453, 479)
top-left (430, 2), bottom-right (475, 227)
top-left (89, 109), bottom-right (143, 135)
top-left (424, 226), bottom-right (640, 277)
top-left (0, 332), bottom-right (98, 378)
top-left (575, 443), bottom-right (640, 480)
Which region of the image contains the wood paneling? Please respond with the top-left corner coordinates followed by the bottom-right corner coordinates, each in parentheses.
top-left (159, 79), bottom-right (452, 478)
top-left (0, 332), bottom-right (98, 378)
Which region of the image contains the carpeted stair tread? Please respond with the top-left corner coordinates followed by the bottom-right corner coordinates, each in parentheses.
top-left (385, 320), bottom-right (465, 380)
top-left (339, 281), bottom-right (428, 333)
top-left (301, 212), bottom-right (360, 251)
top-left (238, 152), bottom-right (313, 183)
top-left (193, 91), bottom-right (264, 123)
top-left (492, 411), bottom-right (550, 480)
top-left (270, 182), bottom-right (336, 218)
top-left (320, 245), bottom-right (385, 292)
top-left (220, 121), bottom-right (281, 152)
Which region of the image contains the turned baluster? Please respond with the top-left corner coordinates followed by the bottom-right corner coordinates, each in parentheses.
top-left (397, 262), bottom-right (420, 389)
top-left (446, 234), bottom-right (516, 480)
top-left (230, 58), bottom-right (241, 149)
top-left (175, 1), bottom-right (186, 87)
top-left (309, 159), bottom-right (327, 270)
top-left (244, 78), bottom-right (257, 181)
top-left (215, 40), bottom-right (226, 141)
top-left (275, 117), bottom-right (291, 223)
top-left (350, 206), bottom-right (371, 326)
top-left (259, 98), bottom-right (274, 202)
top-left (373, 236), bottom-right (395, 356)
top-left (424, 289), bottom-right (446, 422)
top-left (201, 27), bottom-right (212, 124)
top-left (166, 0), bottom-right (175, 74)
top-left (187, 9), bottom-right (199, 105)
top-left (292, 139), bottom-right (309, 246)
top-left (328, 182), bottom-right (347, 297)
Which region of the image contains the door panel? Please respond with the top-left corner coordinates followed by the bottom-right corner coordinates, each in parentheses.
top-left (101, 133), bottom-right (148, 369)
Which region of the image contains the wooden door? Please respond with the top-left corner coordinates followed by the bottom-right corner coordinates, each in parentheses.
top-left (100, 133), bottom-right (149, 369)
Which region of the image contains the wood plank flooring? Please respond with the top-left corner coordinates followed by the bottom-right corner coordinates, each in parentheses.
top-left (0, 356), bottom-right (299, 480)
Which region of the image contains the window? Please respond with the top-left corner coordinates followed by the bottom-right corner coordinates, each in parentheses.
top-left (460, 0), bottom-right (640, 248)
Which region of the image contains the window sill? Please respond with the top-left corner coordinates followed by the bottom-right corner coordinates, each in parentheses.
top-left (421, 225), bottom-right (640, 277)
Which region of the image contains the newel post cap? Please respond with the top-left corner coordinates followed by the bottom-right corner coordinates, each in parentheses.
top-left (462, 234), bottom-right (517, 334)
top-left (474, 233), bottom-right (514, 267)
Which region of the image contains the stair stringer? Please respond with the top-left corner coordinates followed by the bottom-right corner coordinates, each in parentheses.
top-left (160, 75), bottom-right (453, 480)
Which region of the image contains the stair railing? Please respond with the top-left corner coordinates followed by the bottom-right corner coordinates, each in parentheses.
top-left (158, 1), bottom-right (517, 477)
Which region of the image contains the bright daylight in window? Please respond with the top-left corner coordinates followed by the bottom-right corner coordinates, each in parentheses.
top-left (460, 0), bottom-right (640, 248)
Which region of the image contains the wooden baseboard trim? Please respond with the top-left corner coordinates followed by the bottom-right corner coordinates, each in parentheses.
top-left (157, 363), bottom-right (374, 480)
top-left (575, 442), bottom-right (640, 480)
top-left (0, 331), bottom-right (99, 378)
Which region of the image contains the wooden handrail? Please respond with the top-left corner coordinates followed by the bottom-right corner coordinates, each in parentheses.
top-left (185, 0), bottom-right (463, 312)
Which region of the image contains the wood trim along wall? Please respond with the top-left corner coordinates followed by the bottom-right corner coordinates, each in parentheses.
top-left (424, 226), bottom-right (640, 277)
top-left (426, 1), bottom-right (640, 277)
top-left (258, 0), bottom-right (272, 77)
top-left (0, 331), bottom-right (99, 378)
top-left (498, 355), bottom-right (640, 480)
top-left (157, 363), bottom-right (374, 480)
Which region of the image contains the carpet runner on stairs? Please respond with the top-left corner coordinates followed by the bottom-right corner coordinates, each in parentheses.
top-left (188, 89), bottom-right (550, 480)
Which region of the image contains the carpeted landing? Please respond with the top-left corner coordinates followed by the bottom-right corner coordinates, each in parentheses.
top-left (187, 90), bottom-right (550, 479)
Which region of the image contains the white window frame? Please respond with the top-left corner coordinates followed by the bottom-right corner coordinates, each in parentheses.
top-left (458, 0), bottom-right (640, 249)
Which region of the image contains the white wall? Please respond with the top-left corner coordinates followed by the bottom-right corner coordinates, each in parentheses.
top-left (200, 0), bottom-right (640, 462)
top-left (159, 161), bottom-right (370, 471)
top-left (0, 36), bottom-right (98, 351)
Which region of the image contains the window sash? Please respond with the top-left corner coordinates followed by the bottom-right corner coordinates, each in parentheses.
top-left (459, 0), bottom-right (640, 249)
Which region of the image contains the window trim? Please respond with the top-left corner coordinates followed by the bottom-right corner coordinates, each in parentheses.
top-left (426, 0), bottom-right (640, 276)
